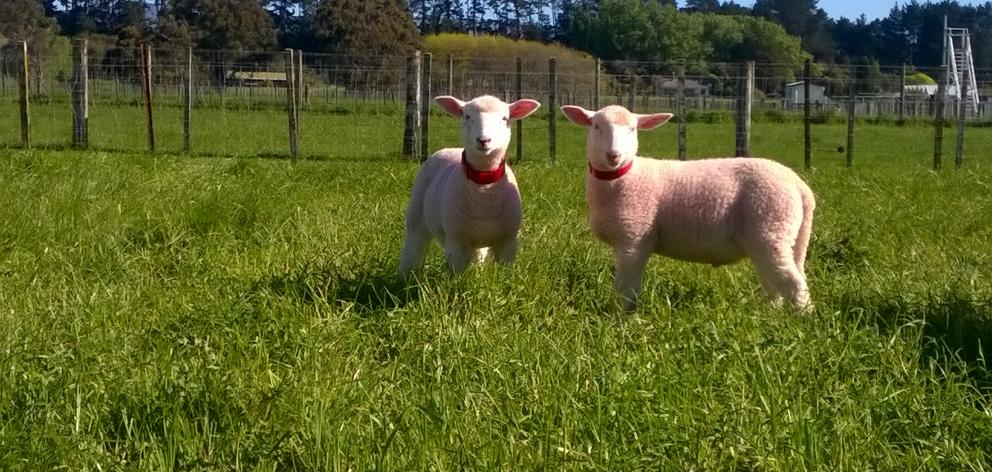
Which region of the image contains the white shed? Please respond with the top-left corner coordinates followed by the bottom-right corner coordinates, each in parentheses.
top-left (784, 81), bottom-right (828, 106)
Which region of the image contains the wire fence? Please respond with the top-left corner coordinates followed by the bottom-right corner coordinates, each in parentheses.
top-left (1, 40), bottom-right (990, 167)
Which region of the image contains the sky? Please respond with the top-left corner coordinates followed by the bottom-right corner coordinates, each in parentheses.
top-left (678, 0), bottom-right (990, 21)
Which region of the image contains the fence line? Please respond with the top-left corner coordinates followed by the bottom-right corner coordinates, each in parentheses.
top-left (1, 42), bottom-right (990, 168)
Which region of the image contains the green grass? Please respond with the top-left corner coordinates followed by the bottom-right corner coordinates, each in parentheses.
top-left (0, 105), bottom-right (991, 469)
top-left (2, 98), bottom-right (990, 169)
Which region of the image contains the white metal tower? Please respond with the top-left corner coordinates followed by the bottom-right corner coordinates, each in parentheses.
top-left (942, 16), bottom-right (981, 116)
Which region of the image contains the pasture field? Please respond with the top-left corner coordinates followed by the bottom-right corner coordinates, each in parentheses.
top-left (1, 114), bottom-right (992, 469)
top-left (2, 99), bottom-right (992, 168)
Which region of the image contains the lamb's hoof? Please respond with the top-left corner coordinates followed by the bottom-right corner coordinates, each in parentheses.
top-left (474, 248), bottom-right (490, 263)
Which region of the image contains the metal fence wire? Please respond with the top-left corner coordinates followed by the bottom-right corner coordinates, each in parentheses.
top-left (1, 41), bottom-right (990, 166)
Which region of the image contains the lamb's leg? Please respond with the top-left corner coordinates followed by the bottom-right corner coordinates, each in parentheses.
top-left (474, 247), bottom-right (491, 264)
top-left (750, 246), bottom-right (811, 311)
top-left (399, 163), bottom-right (436, 280)
top-left (614, 246), bottom-right (652, 311)
top-left (491, 239), bottom-right (518, 265)
top-left (398, 225), bottom-right (432, 279)
top-left (444, 239), bottom-right (474, 274)
top-left (793, 190), bottom-right (815, 275)
top-left (757, 273), bottom-right (784, 306)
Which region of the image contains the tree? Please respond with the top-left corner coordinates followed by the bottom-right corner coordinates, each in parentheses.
top-left (410, 0), bottom-right (467, 35)
top-left (699, 13), bottom-right (744, 61)
top-left (485, 0), bottom-right (547, 39)
top-left (752, 0), bottom-right (833, 60)
top-left (0, 0), bottom-right (59, 55)
top-left (568, 0), bottom-right (710, 61)
top-left (312, 0), bottom-right (419, 57)
top-left (733, 15), bottom-right (808, 66)
top-left (42, 0), bottom-right (147, 36)
top-left (861, 58), bottom-right (885, 94)
top-left (161, 0), bottom-right (277, 50)
top-left (264, 0), bottom-right (322, 49)
top-left (718, 1), bottom-right (751, 14)
top-left (684, 0), bottom-right (721, 13)
top-left (566, 0), bottom-right (803, 67)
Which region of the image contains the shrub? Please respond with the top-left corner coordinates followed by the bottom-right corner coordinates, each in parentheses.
top-left (810, 109), bottom-right (845, 124)
top-left (905, 72), bottom-right (936, 85)
top-left (422, 33), bottom-right (599, 100)
top-left (761, 108), bottom-right (794, 123)
top-left (686, 110), bottom-right (735, 124)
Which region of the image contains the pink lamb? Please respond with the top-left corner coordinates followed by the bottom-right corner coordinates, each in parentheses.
top-left (560, 105), bottom-right (816, 311)
top-left (399, 95), bottom-right (541, 278)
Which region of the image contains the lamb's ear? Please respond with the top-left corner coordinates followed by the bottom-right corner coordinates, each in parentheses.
top-left (508, 99), bottom-right (541, 120)
top-left (636, 113), bottom-right (674, 130)
top-left (560, 105), bottom-right (594, 127)
top-left (434, 96), bottom-right (466, 117)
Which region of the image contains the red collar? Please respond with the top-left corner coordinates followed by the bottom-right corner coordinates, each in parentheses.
top-left (462, 151), bottom-right (506, 185)
top-left (589, 159), bottom-right (633, 181)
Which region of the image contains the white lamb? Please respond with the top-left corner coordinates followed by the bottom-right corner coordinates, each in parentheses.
top-left (399, 95), bottom-right (542, 278)
top-left (560, 104), bottom-right (816, 311)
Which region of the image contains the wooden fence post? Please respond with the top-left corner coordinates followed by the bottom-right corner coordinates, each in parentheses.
top-left (72, 38), bottom-right (89, 149)
top-left (677, 65), bottom-right (687, 161)
top-left (933, 66), bottom-right (946, 170)
top-left (447, 55), bottom-right (454, 95)
top-left (803, 60), bottom-right (812, 170)
top-left (593, 58), bottom-right (601, 110)
top-left (735, 61), bottom-right (753, 157)
top-left (847, 69), bottom-right (855, 168)
top-left (297, 50), bottom-right (304, 113)
top-left (139, 44), bottom-right (155, 152)
top-left (18, 41), bottom-right (30, 148)
top-left (627, 77), bottom-right (635, 112)
top-left (403, 51), bottom-right (422, 160)
top-left (515, 56), bottom-right (523, 162)
top-left (284, 49), bottom-right (299, 162)
top-left (421, 52), bottom-right (432, 161)
top-left (548, 57), bottom-right (557, 164)
top-left (183, 47), bottom-right (192, 154)
top-left (899, 63), bottom-right (907, 122)
top-left (955, 76), bottom-right (968, 168)
top-left (1, 50), bottom-right (6, 95)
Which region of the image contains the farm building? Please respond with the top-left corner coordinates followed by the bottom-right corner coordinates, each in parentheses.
top-left (653, 77), bottom-right (711, 96)
top-left (226, 71), bottom-right (288, 87)
top-left (904, 84), bottom-right (939, 97)
top-left (784, 81), bottom-right (828, 106)
top-left (904, 84), bottom-right (975, 101)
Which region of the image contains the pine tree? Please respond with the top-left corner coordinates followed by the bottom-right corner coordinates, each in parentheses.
top-left (161, 0), bottom-right (277, 50)
top-left (312, 0), bottom-right (418, 57)
top-left (753, 0), bottom-right (833, 60)
top-left (0, 0), bottom-right (58, 54)
top-left (684, 0), bottom-right (720, 13)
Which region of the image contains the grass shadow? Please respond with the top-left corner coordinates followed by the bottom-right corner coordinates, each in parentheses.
top-left (257, 261), bottom-right (418, 313)
top-left (839, 289), bottom-right (992, 390)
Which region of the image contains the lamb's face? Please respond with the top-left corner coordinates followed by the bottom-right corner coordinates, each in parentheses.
top-left (560, 105), bottom-right (674, 171)
top-left (588, 106), bottom-right (640, 170)
top-left (462, 97), bottom-right (513, 157)
top-left (435, 95), bottom-right (541, 162)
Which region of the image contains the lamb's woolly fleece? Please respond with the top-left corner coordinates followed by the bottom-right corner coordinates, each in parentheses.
top-left (399, 95), bottom-right (540, 276)
top-left (565, 105), bottom-right (815, 310)
top-left (400, 148), bottom-right (522, 274)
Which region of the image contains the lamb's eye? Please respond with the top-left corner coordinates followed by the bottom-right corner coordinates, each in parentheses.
top-left (593, 124), bottom-right (600, 130)
top-left (630, 126), bottom-right (636, 132)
